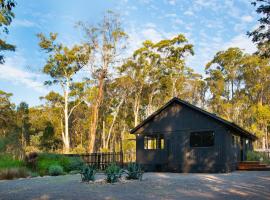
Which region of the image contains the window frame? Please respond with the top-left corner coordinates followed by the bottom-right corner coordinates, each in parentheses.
top-left (190, 131), bottom-right (215, 148)
top-left (144, 134), bottom-right (165, 150)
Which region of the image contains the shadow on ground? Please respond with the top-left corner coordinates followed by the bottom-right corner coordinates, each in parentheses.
top-left (0, 171), bottom-right (269, 200)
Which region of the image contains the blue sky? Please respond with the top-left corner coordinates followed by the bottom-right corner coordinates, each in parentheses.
top-left (0, 0), bottom-right (258, 106)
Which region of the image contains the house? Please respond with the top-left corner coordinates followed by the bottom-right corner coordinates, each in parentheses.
top-left (130, 97), bottom-right (257, 173)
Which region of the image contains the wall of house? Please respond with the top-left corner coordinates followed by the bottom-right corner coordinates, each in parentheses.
top-left (135, 102), bottom-right (240, 172)
top-left (224, 130), bottom-right (254, 170)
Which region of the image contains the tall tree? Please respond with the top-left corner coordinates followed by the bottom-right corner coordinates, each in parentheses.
top-left (248, 0), bottom-right (270, 58)
top-left (0, 0), bottom-right (16, 63)
top-left (17, 102), bottom-right (31, 148)
top-left (38, 33), bottom-right (91, 153)
top-left (79, 11), bottom-right (127, 152)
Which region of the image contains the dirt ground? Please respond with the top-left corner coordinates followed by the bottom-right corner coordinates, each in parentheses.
top-left (0, 171), bottom-right (270, 200)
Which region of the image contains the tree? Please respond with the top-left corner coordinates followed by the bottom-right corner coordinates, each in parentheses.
top-left (0, 0), bottom-right (16, 63)
top-left (248, 0), bottom-right (270, 58)
top-left (119, 34), bottom-right (194, 127)
top-left (79, 11), bottom-right (127, 152)
top-left (17, 102), bottom-right (31, 148)
top-left (38, 33), bottom-right (91, 153)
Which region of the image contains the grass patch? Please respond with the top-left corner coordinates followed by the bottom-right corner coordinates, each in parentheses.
top-left (0, 154), bottom-right (25, 169)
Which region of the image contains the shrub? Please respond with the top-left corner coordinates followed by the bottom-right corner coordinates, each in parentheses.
top-left (125, 163), bottom-right (143, 180)
top-left (80, 165), bottom-right (96, 182)
top-left (48, 165), bottom-right (63, 176)
top-left (36, 153), bottom-right (84, 175)
top-left (247, 151), bottom-right (270, 164)
top-left (105, 163), bottom-right (123, 183)
top-left (0, 154), bottom-right (25, 169)
top-left (0, 167), bottom-right (30, 180)
top-left (65, 157), bottom-right (84, 172)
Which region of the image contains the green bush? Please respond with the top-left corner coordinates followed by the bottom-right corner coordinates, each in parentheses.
top-left (0, 167), bottom-right (30, 180)
top-left (36, 153), bottom-right (84, 175)
top-left (0, 154), bottom-right (25, 169)
top-left (65, 157), bottom-right (84, 172)
top-left (105, 163), bottom-right (123, 183)
top-left (48, 165), bottom-right (63, 176)
top-left (80, 165), bottom-right (96, 182)
top-left (247, 151), bottom-right (270, 164)
top-left (125, 163), bottom-right (143, 180)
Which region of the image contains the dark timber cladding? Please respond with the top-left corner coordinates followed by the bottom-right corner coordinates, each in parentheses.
top-left (130, 97), bottom-right (257, 173)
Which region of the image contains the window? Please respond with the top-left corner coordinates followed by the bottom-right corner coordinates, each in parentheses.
top-left (144, 135), bottom-right (164, 150)
top-left (232, 134), bottom-right (240, 147)
top-left (190, 131), bottom-right (214, 147)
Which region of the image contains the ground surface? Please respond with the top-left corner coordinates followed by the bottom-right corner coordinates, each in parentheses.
top-left (0, 171), bottom-right (270, 200)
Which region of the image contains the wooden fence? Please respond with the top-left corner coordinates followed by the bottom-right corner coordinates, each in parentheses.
top-left (66, 151), bottom-right (136, 170)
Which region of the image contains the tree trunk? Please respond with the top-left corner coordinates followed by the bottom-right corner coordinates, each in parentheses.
top-left (105, 98), bottom-right (124, 149)
top-left (89, 76), bottom-right (105, 152)
top-left (63, 83), bottom-right (70, 153)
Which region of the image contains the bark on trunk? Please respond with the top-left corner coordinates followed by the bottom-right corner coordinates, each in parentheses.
top-left (63, 83), bottom-right (70, 153)
top-left (89, 77), bottom-right (105, 152)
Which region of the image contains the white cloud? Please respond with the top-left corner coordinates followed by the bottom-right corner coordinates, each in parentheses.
top-left (241, 15), bottom-right (253, 23)
top-left (184, 10), bottom-right (194, 16)
top-left (223, 34), bottom-right (257, 54)
top-left (13, 19), bottom-right (37, 27)
top-left (0, 54), bottom-right (47, 93)
top-left (167, 0), bottom-right (176, 5)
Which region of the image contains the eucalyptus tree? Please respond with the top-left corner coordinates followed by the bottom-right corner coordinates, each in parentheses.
top-left (38, 33), bottom-right (91, 153)
top-left (248, 0), bottom-right (270, 58)
top-left (0, 0), bottom-right (16, 63)
top-left (16, 102), bottom-right (31, 147)
top-left (78, 11), bottom-right (127, 152)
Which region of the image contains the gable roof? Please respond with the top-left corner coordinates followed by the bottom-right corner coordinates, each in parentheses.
top-left (130, 97), bottom-right (257, 141)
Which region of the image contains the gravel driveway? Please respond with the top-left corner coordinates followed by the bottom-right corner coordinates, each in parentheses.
top-left (0, 171), bottom-right (269, 200)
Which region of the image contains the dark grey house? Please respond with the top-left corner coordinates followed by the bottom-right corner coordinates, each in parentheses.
top-left (130, 97), bottom-right (257, 173)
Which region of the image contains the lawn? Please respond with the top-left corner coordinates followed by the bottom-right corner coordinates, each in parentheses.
top-left (0, 171), bottom-right (270, 200)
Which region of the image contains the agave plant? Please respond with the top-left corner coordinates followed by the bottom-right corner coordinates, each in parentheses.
top-left (80, 165), bottom-right (96, 182)
top-left (125, 163), bottom-right (143, 180)
top-left (105, 163), bottom-right (124, 183)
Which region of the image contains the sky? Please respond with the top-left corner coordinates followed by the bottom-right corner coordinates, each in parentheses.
top-left (0, 0), bottom-right (258, 106)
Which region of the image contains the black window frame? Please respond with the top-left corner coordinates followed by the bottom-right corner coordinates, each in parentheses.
top-left (144, 135), bottom-right (164, 150)
top-left (190, 131), bottom-right (215, 148)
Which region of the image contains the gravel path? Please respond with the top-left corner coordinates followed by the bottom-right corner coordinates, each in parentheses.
top-left (0, 171), bottom-right (270, 200)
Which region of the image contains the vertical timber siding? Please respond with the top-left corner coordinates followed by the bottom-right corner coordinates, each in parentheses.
top-left (135, 102), bottom-right (252, 172)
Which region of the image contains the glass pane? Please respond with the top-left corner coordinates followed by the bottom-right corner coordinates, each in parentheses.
top-left (190, 131), bottom-right (214, 147)
top-left (160, 138), bottom-right (164, 149)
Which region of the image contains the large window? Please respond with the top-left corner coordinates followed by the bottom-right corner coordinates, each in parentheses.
top-left (190, 131), bottom-right (215, 147)
top-left (144, 135), bottom-right (164, 150)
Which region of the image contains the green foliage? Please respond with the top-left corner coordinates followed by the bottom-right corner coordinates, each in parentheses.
top-left (36, 153), bottom-right (84, 175)
top-left (248, 0), bottom-right (270, 57)
top-left (105, 163), bottom-right (123, 183)
top-left (0, 167), bottom-right (29, 180)
top-left (247, 151), bottom-right (270, 164)
top-left (80, 165), bottom-right (96, 182)
top-left (0, 154), bottom-right (25, 169)
top-left (65, 156), bottom-right (84, 172)
top-left (0, 0), bottom-right (16, 63)
top-left (125, 163), bottom-right (143, 180)
top-left (48, 164), bottom-right (63, 176)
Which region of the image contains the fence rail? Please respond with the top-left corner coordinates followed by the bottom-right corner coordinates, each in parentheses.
top-left (66, 152), bottom-right (136, 170)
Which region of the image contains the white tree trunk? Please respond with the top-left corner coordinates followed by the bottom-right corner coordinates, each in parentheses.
top-left (63, 82), bottom-right (70, 153)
